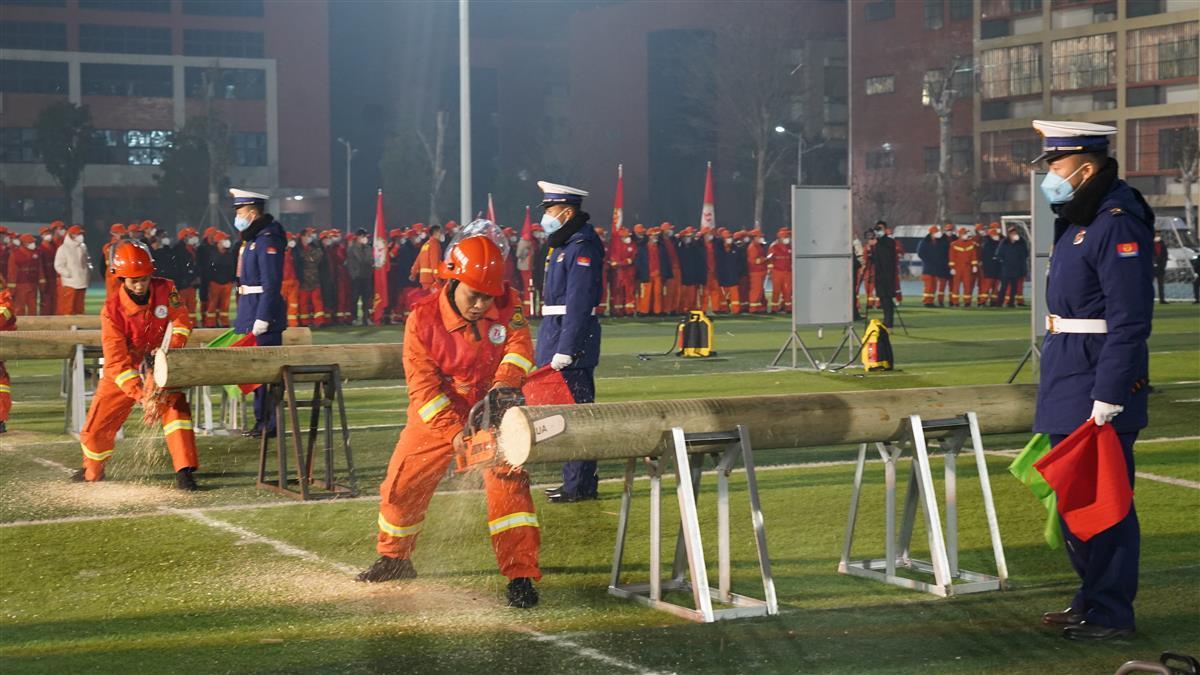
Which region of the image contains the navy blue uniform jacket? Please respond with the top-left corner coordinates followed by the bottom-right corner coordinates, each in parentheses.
top-left (235, 216), bottom-right (287, 335)
top-left (1035, 178), bottom-right (1154, 435)
top-left (535, 225), bottom-right (605, 370)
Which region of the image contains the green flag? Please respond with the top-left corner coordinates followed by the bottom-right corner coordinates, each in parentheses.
top-left (203, 329), bottom-right (251, 399)
top-left (1008, 433), bottom-right (1063, 549)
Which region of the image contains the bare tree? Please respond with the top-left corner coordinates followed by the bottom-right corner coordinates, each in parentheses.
top-left (853, 170), bottom-right (920, 230)
top-left (922, 56), bottom-right (972, 224)
top-left (1175, 125), bottom-right (1199, 238)
top-left (34, 102), bottom-right (92, 223)
top-left (680, 13), bottom-right (801, 227)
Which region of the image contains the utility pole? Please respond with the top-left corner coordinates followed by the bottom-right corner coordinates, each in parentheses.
top-left (337, 137), bottom-right (356, 233)
top-left (459, 0), bottom-right (472, 226)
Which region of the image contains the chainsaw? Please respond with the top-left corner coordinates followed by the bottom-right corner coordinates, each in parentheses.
top-left (454, 366), bottom-right (577, 473)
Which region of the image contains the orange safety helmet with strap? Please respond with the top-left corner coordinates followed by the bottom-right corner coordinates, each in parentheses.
top-left (439, 235), bottom-right (506, 296)
top-left (110, 240), bottom-right (155, 278)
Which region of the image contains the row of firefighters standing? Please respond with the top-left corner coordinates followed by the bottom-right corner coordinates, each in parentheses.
top-left (915, 222), bottom-right (1031, 308)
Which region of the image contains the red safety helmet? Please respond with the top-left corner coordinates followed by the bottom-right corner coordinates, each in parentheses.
top-left (110, 240), bottom-right (155, 278)
top-left (439, 235), bottom-right (506, 296)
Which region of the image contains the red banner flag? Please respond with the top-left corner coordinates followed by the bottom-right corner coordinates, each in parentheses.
top-left (611, 164), bottom-right (623, 236)
top-left (371, 189), bottom-right (389, 324)
top-left (700, 160), bottom-right (715, 231)
top-left (1034, 420), bottom-right (1133, 542)
top-left (519, 205), bottom-right (532, 241)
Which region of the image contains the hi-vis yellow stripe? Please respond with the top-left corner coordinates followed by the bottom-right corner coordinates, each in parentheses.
top-left (81, 442), bottom-right (113, 462)
top-left (163, 419), bottom-right (194, 435)
top-left (377, 513), bottom-right (422, 538)
top-left (114, 369), bottom-right (139, 387)
top-left (0, 384), bottom-right (11, 394)
top-left (0, 307), bottom-right (11, 318)
top-left (171, 326), bottom-right (191, 336)
top-left (418, 394), bottom-right (450, 423)
top-left (487, 511), bottom-right (539, 536)
top-left (500, 353), bottom-right (533, 373)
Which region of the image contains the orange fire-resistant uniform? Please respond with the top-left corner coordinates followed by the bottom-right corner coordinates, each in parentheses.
top-left (282, 243), bottom-right (300, 326)
top-left (767, 236), bottom-right (792, 313)
top-left (411, 238), bottom-right (443, 291)
top-left (948, 238), bottom-right (979, 307)
top-left (0, 288), bottom-right (15, 425)
top-left (375, 284), bottom-right (540, 580)
top-left (79, 278), bottom-right (198, 481)
top-left (746, 239), bottom-right (767, 314)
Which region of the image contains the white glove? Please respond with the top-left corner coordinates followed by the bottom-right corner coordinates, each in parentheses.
top-left (251, 319), bottom-right (270, 337)
top-left (550, 353), bottom-right (573, 371)
top-left (1090, 400), bottom-right (1124, 426)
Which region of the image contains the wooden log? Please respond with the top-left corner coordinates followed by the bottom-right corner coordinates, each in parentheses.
top-left (153, 343), bottom-right (404, 387)
top-left (13, 315), bottom-right (101, 331)
top-left (496, 384), bottom-right (1037, 466)
top-left (0, 328), bottom-right (313, 360)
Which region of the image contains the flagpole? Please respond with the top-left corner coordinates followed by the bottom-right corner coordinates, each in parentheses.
top-left (459, 0), bottom-right (472, 226)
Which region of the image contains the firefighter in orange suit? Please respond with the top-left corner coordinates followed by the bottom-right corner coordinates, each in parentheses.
top-left (7, 234), bottom-right (40, 316)
top-left (76, 241), bottom-right (200, 490)
top-left (281, 232), bottom-right (301, 326)
top-left (948, 227), bottom-right (979, 307)
top-left (0, 278), bottom-right (15, 434)
top-left (357, 235), bottom-right (541, 609)
top-left (767, 227), bottom-right (792, 313)
top-left (609, 227), bottom-right (636, 316)
top-left (103, 223), bottom-right (127, 297)
top-left (410, 223), bottom-right (444, 291)
top-left (746, 229), bottom-right (768, 313)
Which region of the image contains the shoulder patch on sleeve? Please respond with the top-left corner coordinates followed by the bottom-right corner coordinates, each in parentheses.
top-left (577, 256), bottom-right (591, 267)
top-left (1108, 207), bottom-right (1125, 216)
top-left (1115, 242), bottom-right (1139, 258)
top-left (509, 305), bottom-right (527, 330)
top-left (266, 246), bottom-right (278, 254)
top-left (168, 290), bottom-right (181, 307)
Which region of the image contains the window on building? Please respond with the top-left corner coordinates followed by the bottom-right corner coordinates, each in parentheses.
top-left (865, 75), bottom-right (895, 95)
top-left (0, 59), bottom-right (68, 94)
top-left (232, 131), bottom-right (267, 166)
top-left (0, 128), bottom-right (40, 163)
top-left (1, 194), bottom-right (66, 222)
top-left (1051, 34), bottom-right (1116, 90)
top-left (79, 23), bottom-right (171, 54)
top-left (90, 128), bottom-right (172, 165)
top-left (866, 147), bottom-right (895, 169)
top-left (0, 21), bottom-right (67, 50)
top-left (1159, 126), bottom-right (1196, 170)
top-left (1127, 22), bottom-right (1199, 84)
top-left (952, 136), bottom-right (973, 171)
top-left (980, 129), bottom-right (1040, 182)
top-left (921, 61), bottom-right (972, 106)
top-left (865, 0), bottom-right (895, 22)
top-left (981, 100), bottom-right (1010, 120)
top-left (0, 0), bottom-right (65, 6)
top-left (1126, 85), bottom-right (1164, 107)
top-left (949, 0), bottom-right (972, 20)
top-left (183, 29), bottom-right (264, 58)
top-left (923, 146), bottom-right (940, 173)
top-left (981, 19), bottom-right (1010, 39)
top-left (78, 0), bottom-right (170, 11)
top-left (185, 67), bottom-right (266, 100)
top-left (924, 0), bottom-right (944, 30)
top-left (82, 63), bottom-right (172, 97)
top-left (1127, 115), bottom-right (1196, 174)
top-left (1127, 0), bottom-right (1165, 18)
top-left (980, 44), bottom-right (1041, 99)
top-left (182, 0), bottom-right (263, 17)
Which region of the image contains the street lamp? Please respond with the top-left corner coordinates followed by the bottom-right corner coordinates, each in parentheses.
top-left (336, 137), bottom-right (357, 233)
top-left (776, 125), bottom-right (825, 187)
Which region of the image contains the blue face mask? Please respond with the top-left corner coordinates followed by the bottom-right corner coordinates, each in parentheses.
top-left (540, 211), bottom-right (564, 236)
top-left (1040, 163), bottom-right (1088, 204)
top-left (233, 215), bottom-right (251, 232)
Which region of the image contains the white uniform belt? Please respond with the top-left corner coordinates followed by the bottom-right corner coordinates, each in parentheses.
top-left (239, 285), bottom-right (264, 295)
top-left (1046, 314), bottom-right (1107, 334)
top-left (542, 305), bottom-right (597, 316)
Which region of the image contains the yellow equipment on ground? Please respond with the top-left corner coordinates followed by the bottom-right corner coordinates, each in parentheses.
top-left (677, 311), bottom-right (715, 358)
top-left (861, 319), bottom-right (893, 371)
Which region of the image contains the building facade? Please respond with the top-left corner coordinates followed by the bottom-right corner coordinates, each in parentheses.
top-left (0, 0), bottom-right (329, 237)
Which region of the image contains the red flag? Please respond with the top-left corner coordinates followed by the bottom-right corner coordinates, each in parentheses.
top-left (520, 205), bottom-right (533, 241)
top-left (371, 189), bottom-right (390, 324)
top-left (611, 164), bottom-right (623, 236)
top-left (700, 160), bottom-right (715, 231)
top-left (1034, 421), bottom-right (1133, 542)
top-left (487, 193), bottom-right (497, 224)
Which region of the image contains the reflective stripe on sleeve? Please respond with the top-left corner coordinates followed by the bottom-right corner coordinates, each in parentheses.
top-left (0, 384), bottom-right (11, 394)
top-left (171, 326), bottom-right (191, 337)
top-left (114, 369), bottom-right (140, 388)
top-left (162, 419), bottom-right (194, 436)
top-left (500, 353), bottom-right (534, 374)
top-left (81, 442), bottom-right (113, 462)
top-left (417, 394), bottom-right (450, 423)
top-left (377, 513), bottom-right (422, 538)
top-left (487, 511), bottom-right (540, 536)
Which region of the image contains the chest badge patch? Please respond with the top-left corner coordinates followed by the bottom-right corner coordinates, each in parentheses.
top-left (1073, 230), bottom-right (1086, 246)
top-left (1116, 242), bottom-right (1139, 258)
top-left (488, 324), bottom-right (507, 345)
top-left (557, 252), bottom-right (565, 263)
top-left (153, 305), bottom-right (168, 319)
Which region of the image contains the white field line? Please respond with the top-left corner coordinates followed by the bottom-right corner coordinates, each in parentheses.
top-left (5, 435), bottom-right (1198, 530)
top-left (170, 507), bottom-right (661, 674)
top-left (30, 456), bottom-right (74, 474)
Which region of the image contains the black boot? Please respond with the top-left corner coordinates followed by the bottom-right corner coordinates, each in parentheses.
top-left (356, 556), bottom-right (417, 583)
top-left (506, 577), bottom-right (539, 608)
top-left (70, 468), bottom-right (101, 483)
top-left (175, 467), bottom-right (199, 491)
top-left (0, 421), bottom-right (6, 433)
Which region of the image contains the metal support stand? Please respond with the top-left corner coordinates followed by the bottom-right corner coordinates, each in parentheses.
top-left (64, 345), bottom-right (116, 438)
top-left (771, 324), bottom-right (860, 370)
top-left (609, 425), bottom-right (778, 622)
top-left (256, 365), bottom-right (357, 500)
top-left (192, 385), bottom-right (247, 435)
top-left (1006, 344), bottom-right (1040, 384)
top-left (839, 411), bottom-right (1008, 597)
